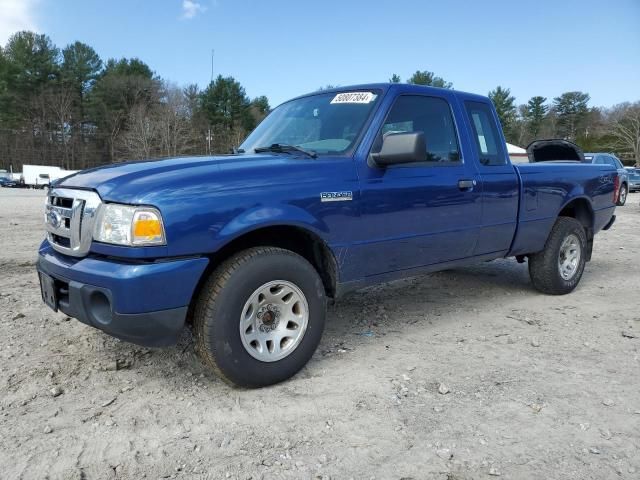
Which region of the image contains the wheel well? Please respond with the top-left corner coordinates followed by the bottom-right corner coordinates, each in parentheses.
top-left (206, 225), bottom-right (338, 299)
top-left (558, 198), bottom-right (594, 260)
top-left (558, 199), bottom-right (593, 230)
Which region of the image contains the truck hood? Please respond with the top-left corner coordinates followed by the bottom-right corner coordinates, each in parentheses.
top-left (56, 154), bottom-right (305, 204)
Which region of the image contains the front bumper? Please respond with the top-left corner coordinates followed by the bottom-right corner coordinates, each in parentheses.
top-left (37, 241), bottom-right (209, 347)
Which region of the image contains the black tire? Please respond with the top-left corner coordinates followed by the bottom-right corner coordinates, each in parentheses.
top-left (616, 184), bottom-right (627, 206)
top-left (193, 247), bottom-right (326, 387)
top-left (528, 217), bottom-right (587, 295)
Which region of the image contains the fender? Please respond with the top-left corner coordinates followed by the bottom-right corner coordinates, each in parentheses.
top-left (211, 204), bottom-right (341, 296)
top-left (214, 204), bottom-right (331, 251)
top-left (556, 192), bottom-right (595, 228)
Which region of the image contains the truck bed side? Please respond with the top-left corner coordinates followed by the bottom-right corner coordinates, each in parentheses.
top-left (508, 162), bottom-right (617, 256)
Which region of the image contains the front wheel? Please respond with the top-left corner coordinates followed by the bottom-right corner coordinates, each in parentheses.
top-left (528, 217), bottom-right (587, 295)
top-left (193, 247), bottom-right (326, 387)
top-left (617, 184), bottom-right (627, 206)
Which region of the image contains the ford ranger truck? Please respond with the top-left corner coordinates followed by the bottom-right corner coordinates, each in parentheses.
top-left (37, 84), bottom-right (618, 387)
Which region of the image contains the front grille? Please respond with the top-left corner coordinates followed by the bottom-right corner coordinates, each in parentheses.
top-left (45, 188), bottom-right (102, 257)
top-left (51, 196), bottom-right (74, 208)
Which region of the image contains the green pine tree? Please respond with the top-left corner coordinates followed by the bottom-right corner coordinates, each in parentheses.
top-left (524, 96), bottom-right (548, 137)
top-left (488, 86), bottom-right (517, 141)
top-left (407, 70), bottom-right (452, 89)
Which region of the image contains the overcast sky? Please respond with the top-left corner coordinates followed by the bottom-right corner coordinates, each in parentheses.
top-left (1, 0), bottom-right (639, 108)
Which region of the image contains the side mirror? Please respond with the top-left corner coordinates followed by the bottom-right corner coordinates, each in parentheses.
top-left (370, 131), bottom-right (427, 167)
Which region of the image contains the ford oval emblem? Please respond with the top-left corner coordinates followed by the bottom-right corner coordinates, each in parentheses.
top-left (47, 210), bottom-right (62, 229)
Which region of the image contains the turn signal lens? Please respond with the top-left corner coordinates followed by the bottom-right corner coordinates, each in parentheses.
top-left (132, 210), bottom-right (165, 245)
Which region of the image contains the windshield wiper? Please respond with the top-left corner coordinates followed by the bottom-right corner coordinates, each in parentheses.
top-left (254, 143), bottom-right (317, 158)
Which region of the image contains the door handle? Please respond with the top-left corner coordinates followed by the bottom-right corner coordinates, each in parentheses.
top-left (458, 179), bottom-right (476, 190)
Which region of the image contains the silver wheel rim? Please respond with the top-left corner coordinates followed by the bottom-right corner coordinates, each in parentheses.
top-left (619, 186), bottom-right (627, 203)
top-left (558, 234), bottom-right (581, 280)
top-left (239, 280), bottom-right (309, 362)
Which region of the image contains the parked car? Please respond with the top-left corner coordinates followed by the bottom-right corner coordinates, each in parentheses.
top-left (584, 153), bottom-right (629, 206)
top-left (36, 83), bottom-right (618, 387)
top-left (0, 177), bottom-right (18, 188)
top-left (628, 169), bottom-right (640, 193)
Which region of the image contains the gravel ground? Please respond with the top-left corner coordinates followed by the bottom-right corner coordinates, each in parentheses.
top-left (0, 188), bottom-right (639, 480)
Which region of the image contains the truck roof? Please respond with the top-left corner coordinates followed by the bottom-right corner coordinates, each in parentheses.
top-left (285, 83), bottom-right (490, 107)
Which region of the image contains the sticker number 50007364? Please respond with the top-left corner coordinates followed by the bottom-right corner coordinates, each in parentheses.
top-left (330, 92), bottom-right (376, 104)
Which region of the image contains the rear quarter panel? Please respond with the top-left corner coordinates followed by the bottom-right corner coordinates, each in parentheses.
top-left (509, 162), bottom-right (616, 256)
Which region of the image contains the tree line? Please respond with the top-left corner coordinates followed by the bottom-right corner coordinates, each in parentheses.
top-left (0, 31), bottom-right (270, 172)
top-left (390, 71), bottom-right (639, 164)
top-left (0, 32), bottom-right (638, 172)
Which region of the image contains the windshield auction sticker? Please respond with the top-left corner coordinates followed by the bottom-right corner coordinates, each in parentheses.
top-left (330, 92), bottom-right (376, 104)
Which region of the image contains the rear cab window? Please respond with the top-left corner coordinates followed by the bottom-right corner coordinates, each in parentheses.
top-left (464, 101), bottom-right (508, 166)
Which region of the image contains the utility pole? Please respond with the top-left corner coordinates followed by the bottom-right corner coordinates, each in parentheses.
top-left (207, 49), bottom-right (214, 155)
top-left (211, 48), bottom-right (216, 82)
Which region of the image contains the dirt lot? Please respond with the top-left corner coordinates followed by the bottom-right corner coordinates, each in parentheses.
top-left (0, 188), bottom-right (639, 480)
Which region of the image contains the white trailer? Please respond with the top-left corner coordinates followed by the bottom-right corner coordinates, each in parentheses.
top-left (22, 165), bottom-right (78, 188)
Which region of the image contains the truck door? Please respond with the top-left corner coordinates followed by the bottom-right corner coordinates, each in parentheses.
top-left (355, 94), bottom-right (481, 277)
top-left (462, 100), bottom-right (519, 256)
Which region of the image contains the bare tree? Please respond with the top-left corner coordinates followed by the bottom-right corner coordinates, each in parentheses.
top-left (91, 73), bottom-right (159, 162)
top-left (25, 89), bottom-right (53, 165)
top-left (119, 104), bottom-right (157, 160)
top-left (156, 83), bottom-right (194, 157)
top-left (607, 102), bottom-right (640, 165)
top-left (47, 85), bottom-right (75, 169)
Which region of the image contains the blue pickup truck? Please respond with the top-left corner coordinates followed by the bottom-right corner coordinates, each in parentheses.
top-left (37, 83), bottom-right (618, 387)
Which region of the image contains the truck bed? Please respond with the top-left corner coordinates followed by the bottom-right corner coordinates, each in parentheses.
top-left (509, 162), bottom-right (617, 256)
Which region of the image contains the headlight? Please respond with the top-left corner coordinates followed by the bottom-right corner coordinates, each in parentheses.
top-left (94, 204), bottom-right (166, 246)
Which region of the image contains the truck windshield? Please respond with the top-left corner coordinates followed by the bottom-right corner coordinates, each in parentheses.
top-left (240, 90), bottom-right (381, 156)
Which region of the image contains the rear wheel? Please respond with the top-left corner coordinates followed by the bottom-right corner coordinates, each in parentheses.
top-left (617, 184), bottom-right (627, 206)
top-left (528, 217), bottom-right (587, 295)
top-left (193, 247), bottom-right (326, 387)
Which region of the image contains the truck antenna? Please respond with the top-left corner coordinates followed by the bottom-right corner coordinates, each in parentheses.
top-left (210, 49), bottom-right (215, 83)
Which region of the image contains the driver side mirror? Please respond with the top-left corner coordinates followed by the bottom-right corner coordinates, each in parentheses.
top-left (370, 131), bottom-right (427, 167)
